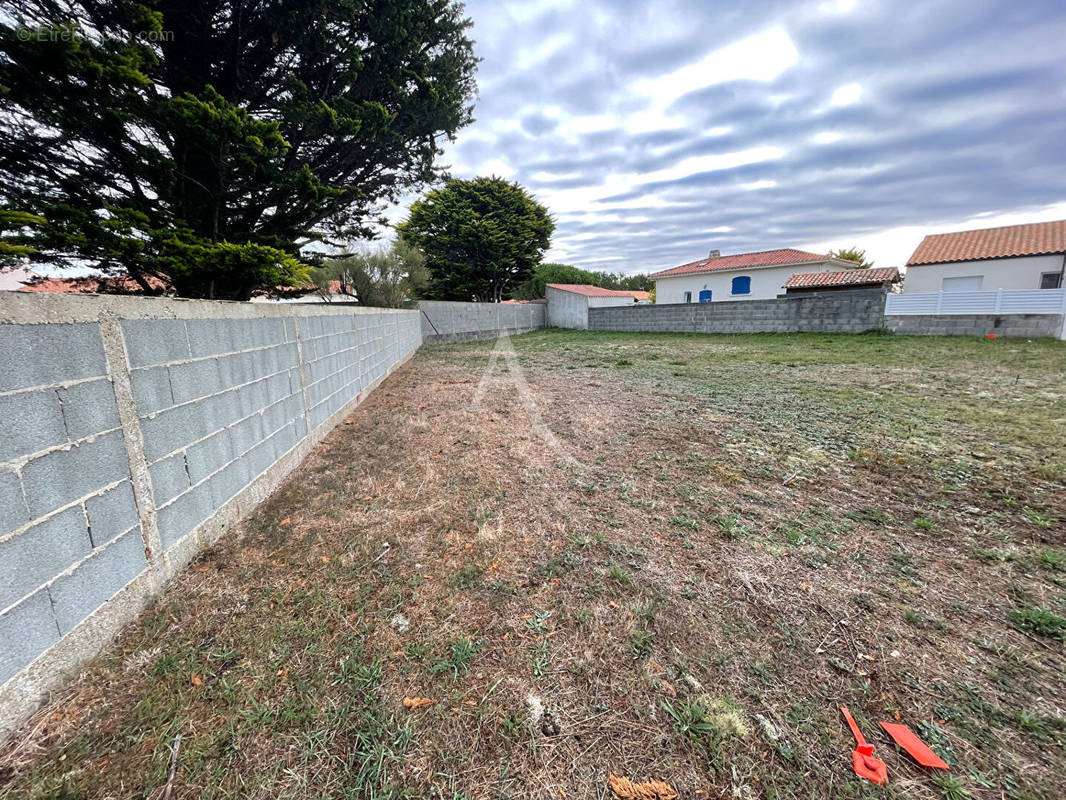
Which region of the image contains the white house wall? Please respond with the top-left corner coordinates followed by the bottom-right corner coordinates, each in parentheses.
top-left (654, 263), bottom-right (840, 304)
top-left (902, 254), bottom-right (1066, 293)
top-left (588, 296), bottom-right (634, 310)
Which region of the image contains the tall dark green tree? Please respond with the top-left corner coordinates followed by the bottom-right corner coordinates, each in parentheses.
top-left (511, 262), bottom-right (599, 299)
top-left (398, 176), bottom-right (553, 302)
top-left (0, 0), bottom-right (478, 299)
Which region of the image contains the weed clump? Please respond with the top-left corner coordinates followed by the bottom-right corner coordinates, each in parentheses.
top-left (1008, 607), bottom-right (1066, 641)
top-left (664, 695), bottom-right (750, 765)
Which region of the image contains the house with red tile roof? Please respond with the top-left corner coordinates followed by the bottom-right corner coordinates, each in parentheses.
top-left (903, 219), bottom-right (1066, 294)
top-left (782, 267), bottom-right (901, 294)
top-left (15, 273), bottom-right (172, 294)
top-left (545, 283), bottom-right (643, 329)
top-left (650, 248), bottom-right (860, 304)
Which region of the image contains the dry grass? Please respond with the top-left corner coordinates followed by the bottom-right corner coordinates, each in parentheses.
top-left (2, 330), bottom-right (1064, 800)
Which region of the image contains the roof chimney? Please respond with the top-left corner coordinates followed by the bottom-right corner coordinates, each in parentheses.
top-left (708, 249), bottom-right (720, 258)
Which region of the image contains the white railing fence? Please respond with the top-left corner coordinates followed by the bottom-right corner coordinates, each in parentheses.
top-left (885, 288), bottom-right (1066, 316)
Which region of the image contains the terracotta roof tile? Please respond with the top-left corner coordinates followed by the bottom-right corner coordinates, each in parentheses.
top-left (907, 219), bottom-right (1066, 266)
top-left (18, 274), bottom-right (170, 294)
top-left (650, 248), bottom-right (840, 279)
top-left (782, 267), bottom-right (900, 289)
top-left (545, 284), bottom-right (640, 298)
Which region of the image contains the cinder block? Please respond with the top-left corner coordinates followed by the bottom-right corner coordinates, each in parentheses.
top-left (149, 452), bottom-right (190, 507)
top-left (217, 351), bottom-right (255, 388)
top-left (249, 347), bottom-right (274, 378)
top-left (57, 378), bottom-right (122, 440)
top-left (0, 389), bottom-right (68, 463)
top-left (21, 431), bottom-right (130, 518)
top-left (264, 372), bottom-right (290, 402)
top-left (130, 367), bottom-right (174, 415)
top-left (245, 435), bottom-right (278, 478)
top-left (262, 397), bottom-right (294, 437)
top-left (258, 345), bottom-right (282, 376)
top-left (169, 358), bottom-right (223, 404)
top-left (228, 413), bottom-right (264, 457)
top-left (252, 317), bottom-right (275, 344)
top-left (139, 403), bottom-right (209, 462)
top-left (0, 589), bottom-right (60, 685)
top-left (186, 319), bottom-right (235, 358)
top-left (234, 380), bottom-right (265, 418)
top-left (155, 485), bottom-right (213, 549)
top-left (185, 430), bottom-right (234, 483)
top-left (288, 368), bottom-right (303, 397)
top-left (199, 389), bottom-right (243, 431)
top-left (121, 319), bottom-right (189, 368)
top-left (0, 468), bottom-right (29, 537)
top-left (85, 480), bottom-right (140, 546)
top-left (206, 459), bottom-right (251, 509)
top-left (0, 323), bottom-right (107, 394)
top-left (49, 527), bottom-right (147, 634)
top-left (0, 506), bottom-right (91, 611)
top-left (310, 402), bottom-right (330, 430)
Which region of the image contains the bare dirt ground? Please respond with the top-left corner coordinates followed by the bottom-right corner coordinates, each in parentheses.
top-left (2, 330), bottom-right (1064, 800)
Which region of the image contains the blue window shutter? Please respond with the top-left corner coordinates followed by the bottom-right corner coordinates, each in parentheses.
top-left (732, 276), bottom-right (751, 295)
top-left (698, 290), bottom-right (712, 303)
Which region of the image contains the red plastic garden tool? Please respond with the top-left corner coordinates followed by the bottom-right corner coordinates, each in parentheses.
top-left (840, 707), bottom-right (888, 785)
top-left (879, 722), bottom-right (949, 770)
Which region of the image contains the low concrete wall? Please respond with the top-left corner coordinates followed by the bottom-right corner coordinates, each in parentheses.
top-left (417, 301), bottom-right (546, 342)
top-left (885, 313), bottom-right (1064, 338)
top-left (588, 290), bottom-right (887, 334)
top-left (0, 293), bottom-right (421, 738)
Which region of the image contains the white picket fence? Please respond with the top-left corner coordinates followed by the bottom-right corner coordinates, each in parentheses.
top-left (885, 288), bottom-right (1066, 316)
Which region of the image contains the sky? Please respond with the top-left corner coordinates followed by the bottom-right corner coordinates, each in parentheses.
top-left (387, 0), bottom-right (1066, 274)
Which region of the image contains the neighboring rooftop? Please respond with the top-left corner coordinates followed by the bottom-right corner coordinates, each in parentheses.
top-left (907, 219), bottom-right (1066, 266)
top-left (782, 267), bottom-right (901, 289)
top-left (16, 274), bottom-right (171, 294)
top-left (650, 248), bottom-right (855, 279)
top-left (545, 283), bottom-right (641, 298)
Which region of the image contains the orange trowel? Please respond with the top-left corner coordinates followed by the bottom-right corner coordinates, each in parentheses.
top-left (840, 707), bottom-right (888, 785)
top-left (879, 722), bottom-right (950, 770)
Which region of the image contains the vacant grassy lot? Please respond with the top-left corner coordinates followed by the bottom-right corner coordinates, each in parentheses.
top-left (3, 330), bottom-right (1065, 800)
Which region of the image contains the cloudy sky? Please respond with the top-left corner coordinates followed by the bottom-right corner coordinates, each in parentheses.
top-left (393, 0), bottom-right (1066, 273)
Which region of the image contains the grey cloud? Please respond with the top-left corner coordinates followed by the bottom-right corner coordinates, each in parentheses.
top-left (425, 0), bottom-right (1066, 273)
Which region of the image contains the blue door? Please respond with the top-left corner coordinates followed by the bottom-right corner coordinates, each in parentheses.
top-left (698, 289), bottom-right (712, 303)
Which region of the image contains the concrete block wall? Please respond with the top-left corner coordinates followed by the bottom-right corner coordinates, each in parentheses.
top-left (417, 301), bottom-right (546, 342)
top-left (0, 293), bottom-right (420, 738)
top-left (884, 313), bottom-right (1064, 338)
top-left (588, 290), bottom-right (888, 334)
top-left (0, 323), bottom-right (143, 694)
